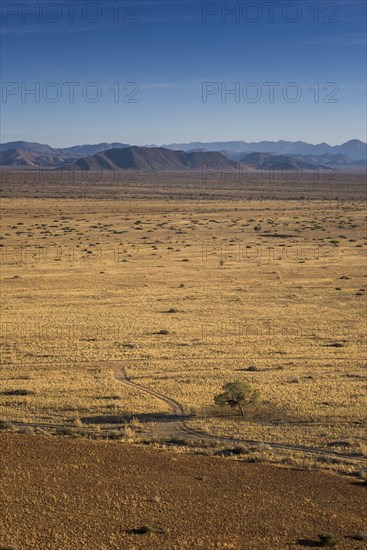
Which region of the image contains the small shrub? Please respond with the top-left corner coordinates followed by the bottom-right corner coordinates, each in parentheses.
top-left (0, 421), bottom-right (13, 430)
top-left (232, 445), bottom-right (248, 455)
top-left (2, 389), bottom-right (34, 396)
top-left (73, 417), bottom-right (83, 428)
top-left (318, 532), bottom-right (338, 547)
top-left (20, 426), bottom-right (34, 435)
top-left (123, 426), bottom-right (135, 441)
top-left (356, 443), bottom-right (367, 457)
top-left (356, 469), bottom-right (367, 484)
top-left (214, 448), bottom-right (237, 457)
top-left (57, 427), bottom-right (74, 436)
top-left (135, 524), bottom-right (154, 535)
top-left (167, 437), bottom-right (188, 446)
top-left (129, 418), bottom-right (144, 432)
top-left (351, 533), bottom-right (367, 541)
top-left (326, 342), bottom-right (345, 348)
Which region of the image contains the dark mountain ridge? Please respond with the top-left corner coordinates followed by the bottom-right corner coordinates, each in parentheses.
top-left (71, 146), bottom-right (236, 172)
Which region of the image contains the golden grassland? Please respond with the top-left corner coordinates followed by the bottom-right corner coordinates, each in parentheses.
top-left (0, 173), bottom-right (366, 463)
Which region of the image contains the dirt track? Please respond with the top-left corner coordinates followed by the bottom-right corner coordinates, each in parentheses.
top-left (110, 364), bottom-right (367, 464)
top-left (2, 361), bottom-right (366, 466)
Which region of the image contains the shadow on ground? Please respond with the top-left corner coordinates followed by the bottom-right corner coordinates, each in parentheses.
top-left (81, 412), bottom-right (192, 425)
top-left (296, 540), bottom-right (322, 548)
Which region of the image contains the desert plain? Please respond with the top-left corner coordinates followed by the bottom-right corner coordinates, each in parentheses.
top-left (0, 170), bottom-right (366, 548)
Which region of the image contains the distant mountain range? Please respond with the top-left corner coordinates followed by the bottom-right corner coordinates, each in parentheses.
top-left (0, 139), bottom-right (365, 171)
top-left (160, 139), bottom-right (367, 161)
top-left (0, 141), bottom-right (130, 158)
top-left (239, 151), bottom-right (365, 169)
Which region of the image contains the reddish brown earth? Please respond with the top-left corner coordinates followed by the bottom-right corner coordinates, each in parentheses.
top-left (0, 433), bottom-right (366, 550)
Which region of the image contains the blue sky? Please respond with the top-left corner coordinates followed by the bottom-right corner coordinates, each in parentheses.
top-left (1, 0), bottom-right (366, 146)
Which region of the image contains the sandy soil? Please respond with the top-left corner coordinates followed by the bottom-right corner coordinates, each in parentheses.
top-left (1, 432), bottom-right (366, 549)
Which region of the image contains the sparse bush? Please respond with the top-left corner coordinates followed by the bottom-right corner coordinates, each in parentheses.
top-left (351, 533), bottom-right (367, 541)
top-left (20, 426), bottom-right (34, 435)
top-left (56, 427), bottom-right (74, 436)
top-left (318, 533), bottom-right (338, 547)
top-left (73, 416), bottom-right (83, 428)
top-left (326, 342), bottom-right (345, 348)
top-left (167, 437), bottom-right (188, 446)
top-left (232, 445), bottom-right (249, 455)
top-left (2, 389), bottom-right (34, 396)
top-left (0, 421), bottom-right (13, 430)
top-left (357, 469), bottom-right (367, 484)
top-left (135, 524), bottom-right (154, 534)
top-left (123, 426), bottom-right (135, 441)
top-left (356, 443), bottom-right (367, 457)
top-left (129, 418), bottom-right (144, 432)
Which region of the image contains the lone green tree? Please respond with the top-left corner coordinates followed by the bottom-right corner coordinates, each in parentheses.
top-left (214, 380), bottom-right (261, 417)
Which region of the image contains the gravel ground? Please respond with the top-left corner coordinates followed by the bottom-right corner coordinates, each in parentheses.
top-left (1, 433), bottom-right (366, 549)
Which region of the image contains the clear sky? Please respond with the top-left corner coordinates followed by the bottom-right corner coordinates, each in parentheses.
top-left (1, 0), bottom-right (366, 147)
